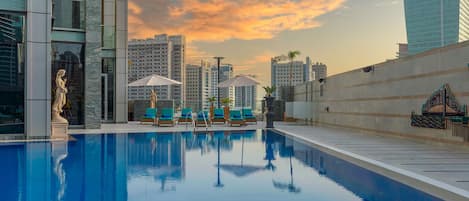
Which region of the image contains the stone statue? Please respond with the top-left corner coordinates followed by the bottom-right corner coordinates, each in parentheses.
top-left (150, 89), bottom-right (157, 108)
top-left (52, 69), bottom-right (68, 123)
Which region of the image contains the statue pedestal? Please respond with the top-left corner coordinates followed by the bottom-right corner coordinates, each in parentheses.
top-left (51, 122), bottom-right (68, 139)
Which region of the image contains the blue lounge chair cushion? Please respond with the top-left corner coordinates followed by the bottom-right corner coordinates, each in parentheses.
top-left (143, 108), bottom-right (157, 119)
top-left (160, 108), bottom-right (174, 120)
top-left (242, 109), bottom-right (255, 118)
top-left (181, 108), bottom-right (192, 116)
top-left (214, 109), bottom-right (224, 118)
top-left (230, 110), bottom-right (244, 120)
top-left (197, 111), bottom-right (208, 118)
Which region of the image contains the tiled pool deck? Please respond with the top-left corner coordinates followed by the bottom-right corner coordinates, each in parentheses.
top-left (51, 122), bottom-right (469, 200)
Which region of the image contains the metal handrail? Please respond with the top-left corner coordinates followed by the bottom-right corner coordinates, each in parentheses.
top-left (185, 111), bottom-right (193, 130)
top-left (194, 111), bottom-right (209, 131)
top-left (202, 111), bottom-right (209, 131)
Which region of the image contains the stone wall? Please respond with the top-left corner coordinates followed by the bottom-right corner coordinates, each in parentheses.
top-left (84, 0), bottom-right (102, 129)
top-left (293, 41), bottom-right (469, 143)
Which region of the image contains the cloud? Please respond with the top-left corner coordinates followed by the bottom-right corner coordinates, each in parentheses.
top-left (185, 44), bottom-right (213, 64)
top-left (128, 1), bottom-right (143, 14)
top-left (128, 0), bottom-right (346, 42)
top-left (233, 52), bottom-right (274, 71)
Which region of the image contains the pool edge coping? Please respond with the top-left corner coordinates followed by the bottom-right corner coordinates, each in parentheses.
top-left (274, 128), bottom-right (469, 201)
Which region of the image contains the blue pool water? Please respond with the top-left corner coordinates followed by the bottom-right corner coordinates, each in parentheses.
top-left (0, 130), bottom-right (441, 201)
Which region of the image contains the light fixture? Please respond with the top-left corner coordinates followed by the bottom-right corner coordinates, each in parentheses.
top-left (362, 65), bottom-right (374, 73)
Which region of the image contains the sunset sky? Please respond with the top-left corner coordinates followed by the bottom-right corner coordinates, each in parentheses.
top-left (128, 0), bottom-right (406, 86)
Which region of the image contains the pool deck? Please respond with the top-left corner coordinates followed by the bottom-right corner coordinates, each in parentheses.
top-left (43, 121), bottom-right (469, 200)
top-left (275, 123), bottom-right (469, 201)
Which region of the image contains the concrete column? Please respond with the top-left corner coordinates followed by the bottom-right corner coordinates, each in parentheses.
top-left (25, 0), bottom-right (52, 138)
top-left (115, 0), bottom-right (128, 123)
top-left (84, 0), bottom-right (103, 128)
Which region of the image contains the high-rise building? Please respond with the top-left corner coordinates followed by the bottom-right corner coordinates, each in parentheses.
top-left (128, 34), bottom-right (186, 108)
top-left (312, 62), bottom-right (327, 81)
top-left (304, 56), bottom-right (312, 81)
top-left (271, 57), bottom-right (311, 97)
top-left (169, 35), bottom-right (186, 107)
top-left (0, 0), bottom-right (129, 137)
top-left (185, 60), bottom-right (211, 112)
top-left (128, 35), bottom-right (172, 101)
top-left (404, 0), bottom-right (469, 55)
top-left (211, 64), bottom-right (235, 107)
top-left (235, 85), bottom-right (257, 110)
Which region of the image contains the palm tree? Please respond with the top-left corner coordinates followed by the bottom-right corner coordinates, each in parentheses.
top-left (208, 96), bottom-right (217, 118)
top-left (263, 86), bottom-right (276, 97)
top-left (287, 50), bottom-right (301, 87)
top-left (208, 96), bottom-right (216, 107)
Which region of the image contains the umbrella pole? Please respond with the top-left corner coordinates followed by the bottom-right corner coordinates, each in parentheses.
top-left (241, 137), bottom-right (244, 167)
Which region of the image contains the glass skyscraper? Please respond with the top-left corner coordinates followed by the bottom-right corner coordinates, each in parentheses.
top-left (404, 0), bottom-right (469, 55)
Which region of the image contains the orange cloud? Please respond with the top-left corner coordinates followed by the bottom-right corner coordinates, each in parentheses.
top-left (128, 1), bottom-right (143, 15)
top-left (128, 0), bottom-right (346, 42)
top-left (233, 52), bottom-right (275, 78)
top-left (185, 44), bottom-right (213, 64)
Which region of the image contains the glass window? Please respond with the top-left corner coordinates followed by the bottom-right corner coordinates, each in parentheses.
top-left (102, 26), bottom-right (115, 48)
top-left (102, 58), bottom-right (115, 121)
top-left (51, 42), bottom-right (85, 125)
top-left (0, 12), bottom-right (25, 134)
top-left (52, 0), bottom-right (85, 29)
top-left (0, 0), bottom-right (25, 12)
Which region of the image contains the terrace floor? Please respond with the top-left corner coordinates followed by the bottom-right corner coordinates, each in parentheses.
top-left (70, 121), bottom-right (469, 200)
top-left (275, 123), bottom-right (469, 200)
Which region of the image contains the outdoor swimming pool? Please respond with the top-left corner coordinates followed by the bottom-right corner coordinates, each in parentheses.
top-left (0, 130), bottom-right (441, 201)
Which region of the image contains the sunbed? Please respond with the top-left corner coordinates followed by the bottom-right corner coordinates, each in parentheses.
top-left (141, 108), bottom-right (157, 124)
top-left (158, 108), bottom-right (175, 127)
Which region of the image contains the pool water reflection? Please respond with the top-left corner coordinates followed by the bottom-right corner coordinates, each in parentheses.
top-left (0, 130), bottom-right (441, 201)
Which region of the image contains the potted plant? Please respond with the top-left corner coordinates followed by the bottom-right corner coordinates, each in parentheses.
top-left (208, 96), bottom-right (216, 118)
top-left (263, 86), bottom-right (276, 97)
top-left (263, 86), bottom-right (276, 128)
top-left (221, 97), bottom-right (232, 120)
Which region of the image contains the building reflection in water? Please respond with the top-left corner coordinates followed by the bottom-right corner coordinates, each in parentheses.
top-left (128, 133), bottom-right (185, 192)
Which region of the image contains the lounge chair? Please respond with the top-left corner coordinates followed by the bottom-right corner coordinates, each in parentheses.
top-left (158, 108), bottom-right (175, 127)
top-left (229, 110), bottom-right (245, 126)
top-left (212, 108), bottom-right (226, 124)
top-left (195, 111), bottom-right (211, 127)
top-left (141, 108), bottom-right (157, 124)
top-left (242, 108), bottom-right (257, 124)
top-left (178, 108), bottom-right (193, 124)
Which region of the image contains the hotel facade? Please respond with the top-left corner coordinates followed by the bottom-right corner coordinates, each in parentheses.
top-left (0, 0), bottom-right (128, 138)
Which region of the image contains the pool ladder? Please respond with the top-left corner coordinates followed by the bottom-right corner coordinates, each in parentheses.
top-left (189, 111), bottom-right (209, 132)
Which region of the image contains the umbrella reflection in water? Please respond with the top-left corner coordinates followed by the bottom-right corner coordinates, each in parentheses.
top-left (272, 146), bottom-right (301, 193)
top-left (219, 132), bottom-right (264, 177)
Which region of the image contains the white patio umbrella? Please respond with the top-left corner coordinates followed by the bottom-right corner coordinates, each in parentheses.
top-left (218, 75), bottom-right (259, 108)
top-left (128, 74), bottom-right (182, 87)
top-left (128, 74), bottom-right (182, 101)
top-left (218, 75), bottom-right (259, 88)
